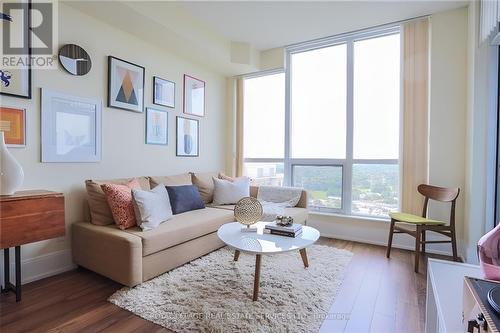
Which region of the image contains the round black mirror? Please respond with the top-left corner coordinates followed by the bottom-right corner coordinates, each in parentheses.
top-left (58, 44), bottom-right (92, 76)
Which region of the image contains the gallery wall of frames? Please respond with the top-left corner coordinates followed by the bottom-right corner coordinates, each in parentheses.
top-left (0, 41), bottom-right (206, 160)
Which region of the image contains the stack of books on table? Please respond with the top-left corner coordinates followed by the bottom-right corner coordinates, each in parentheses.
top-left (264, 222), bottom-right (303, 238)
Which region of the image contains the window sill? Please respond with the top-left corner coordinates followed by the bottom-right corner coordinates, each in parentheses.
top-left (308, 210), bottom-right (390, 223)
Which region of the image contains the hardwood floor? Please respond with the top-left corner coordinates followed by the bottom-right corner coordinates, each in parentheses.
top-left (0, 239), bottom-right (455, 333)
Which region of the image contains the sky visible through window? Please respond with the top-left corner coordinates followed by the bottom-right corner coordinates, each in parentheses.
top-left (243, 73), bottom-right (285, 159)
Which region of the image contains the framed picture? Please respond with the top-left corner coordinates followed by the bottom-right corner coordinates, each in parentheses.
top-left (183, 74), bottom-right (205, 117)
top-left (153, 76), bottom-right (175, 108)
top-left (176, 116), bottom-right (199, 157)
top-left (108, 56), bottom-right (145, 113)
top-left (0, 0), bottom-right (31, 99)
top-left (0, 107), bottom-right (26, 147)
top-left (41, 89), bottom-right (102, 162)
top-left (146, 108), bottom-right (168, 145)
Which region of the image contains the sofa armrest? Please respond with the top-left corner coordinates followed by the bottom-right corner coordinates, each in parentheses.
top-left (72, 222), bottom-right (143, 287)
top-left (250, 185), bottom-right (308, 209)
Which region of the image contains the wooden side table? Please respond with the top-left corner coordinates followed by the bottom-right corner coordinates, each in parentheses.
top-left (0, 190), bottom-right (65, 302)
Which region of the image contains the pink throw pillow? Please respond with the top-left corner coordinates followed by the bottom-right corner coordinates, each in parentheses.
top-left (101, 179), bottom-right (141, 230)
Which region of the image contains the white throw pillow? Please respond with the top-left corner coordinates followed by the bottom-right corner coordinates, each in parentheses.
top-left (212, 177), bottom-right (250, 205)
top-left (132, 185), bottom-right (173, 231)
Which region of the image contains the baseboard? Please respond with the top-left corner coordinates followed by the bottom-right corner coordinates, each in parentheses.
top-left (320, 232), bottom-right (456, 257)
top-left (0, 249), bottom-right (76, 286)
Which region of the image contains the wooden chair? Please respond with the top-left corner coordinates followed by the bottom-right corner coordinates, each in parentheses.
top-left (386, 184), bottom-right (460, 273)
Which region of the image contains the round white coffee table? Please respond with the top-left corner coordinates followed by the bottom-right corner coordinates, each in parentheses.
top-left (217, 221), bottom-right (320, 301)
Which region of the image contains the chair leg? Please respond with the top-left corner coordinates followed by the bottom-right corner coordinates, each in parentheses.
top-left (415, 226), bottom-right (421, 273)
top-left (451, 229), bottom-right (458, 261)
top-left (386, 219), bottom-right (396, 258)
top-left (421, 229), bottom-right (426, 254)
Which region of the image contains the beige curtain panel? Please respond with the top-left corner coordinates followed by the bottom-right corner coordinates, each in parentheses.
top-left (401, 18), bottom-right (430, 215)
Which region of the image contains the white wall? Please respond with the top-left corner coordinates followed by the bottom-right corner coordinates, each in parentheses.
top-left (463, 0), bottom-right (499, 263)
top-left (427, 7), bottom-right (468, 252)
top-left (1, 3), bottom-right (227, 283)
top-left (308, 7), bottom-right (469, 256)
top-left (260, 48), bottom-right (285, 71)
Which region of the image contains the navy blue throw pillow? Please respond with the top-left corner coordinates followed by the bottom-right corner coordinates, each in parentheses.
top-left (166, 185), bottom-right (205, 215)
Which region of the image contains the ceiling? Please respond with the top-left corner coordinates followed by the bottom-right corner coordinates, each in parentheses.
top-left (65, 1), bottom-right (469, 75)
top-left (178, 1), bottom-right (468, 50)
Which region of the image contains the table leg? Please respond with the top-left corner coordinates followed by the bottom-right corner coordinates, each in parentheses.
top-left (2, 248), bottom-right (9, 293)
top-left (233, 250), bottom-right (240, 262)
top-left (253, 254), bottom-right (262, 301)
top-left (15, 246), bottom-right (21, 302)
top-left (299, 248), bottom-right (309, 268)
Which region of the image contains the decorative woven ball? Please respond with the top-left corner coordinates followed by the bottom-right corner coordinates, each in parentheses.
top-left (234, 197), bottom-right (263, 226)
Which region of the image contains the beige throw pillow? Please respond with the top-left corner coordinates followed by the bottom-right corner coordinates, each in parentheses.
top-left (191, 172), bottom-right (219, 204)
top-left (149, 173), bottom-right (192, 188)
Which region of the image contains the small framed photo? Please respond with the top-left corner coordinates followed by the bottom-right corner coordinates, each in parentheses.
top-left (0, 106), bottom-right (26, 147)
top-left (183, 74), bottom-right (205, 117)
top-left (108, 56), bottom-right (145, 113)
top-left (146, 108), bottom-right (168, 145)
top-left (41, 89), bottom-right (102, 162)
top-left (153, 76), bottom-right (175, 108)
top-left (176, 116), bottom-right (199, 157)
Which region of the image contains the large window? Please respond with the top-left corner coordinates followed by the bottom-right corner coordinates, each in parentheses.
top-left (243, 27), bottom-right (401, 218)
top-left (243, 72), bottom-right (285, 185)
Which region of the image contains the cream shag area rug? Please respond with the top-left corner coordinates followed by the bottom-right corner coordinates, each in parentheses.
top-left (109, 245), bottom-right (352, 333)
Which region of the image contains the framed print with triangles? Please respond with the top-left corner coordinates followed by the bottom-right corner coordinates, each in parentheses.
top-left (108, 56), bottom-right (145, 113)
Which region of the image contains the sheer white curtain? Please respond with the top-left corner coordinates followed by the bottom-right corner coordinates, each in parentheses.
top-left (401, 18), bottom-right (430, 215)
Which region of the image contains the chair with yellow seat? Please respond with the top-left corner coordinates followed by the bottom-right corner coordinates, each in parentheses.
top-left (386, 184), bottom-right (460, 273)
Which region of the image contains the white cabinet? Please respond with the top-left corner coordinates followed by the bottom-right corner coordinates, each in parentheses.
top-left (426, 258), bottom-right (482, 333)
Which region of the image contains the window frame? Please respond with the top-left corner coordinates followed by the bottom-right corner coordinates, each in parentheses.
top-left (285, 25), bottom-right (402, 217)
top-left (241, 25), bottom-right (402, 218)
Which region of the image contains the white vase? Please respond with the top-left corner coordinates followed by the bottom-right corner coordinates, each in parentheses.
top-left (0, 132), bottom-right (24, 195)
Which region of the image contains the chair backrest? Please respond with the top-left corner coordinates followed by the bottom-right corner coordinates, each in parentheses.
top-left (418, 184), bottom-right (460, 226)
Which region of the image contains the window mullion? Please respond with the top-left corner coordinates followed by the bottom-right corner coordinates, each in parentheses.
top-left (344, 39), bottom-right (354, 215)
top-left (284, 50), bottom-right (292, 187)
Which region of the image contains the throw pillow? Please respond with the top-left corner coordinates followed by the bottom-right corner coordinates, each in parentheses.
top-left (166, 185), bottom-right (205, 215)
top-left (132, 185), bottom-right (173, 231)
top-left (212, 176), bottom-right (250, 205)
top-left (101, 179), bottom-right (141, 230)
top-left (85, 177), bottom-right (150, 225)
top-left (191, 172), bottom-right (219, 204)
top-left (218, 173), bottom-right (248, 182)
top-left (149, 173), bottom-right (192, 188)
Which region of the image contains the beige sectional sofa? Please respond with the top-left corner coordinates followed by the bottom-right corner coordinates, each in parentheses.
top-left (72, 172), bottom-right (308, 287)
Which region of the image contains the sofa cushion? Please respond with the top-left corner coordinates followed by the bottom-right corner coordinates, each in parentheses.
top-left (101, 179), bottom-right (142, 230)
top-left (132, 185), bottom-right (173, 231)
top-left (166, 185), bottom-right (205, 215)
top-left (210, 204), bottom-right (235, 211)
top-left (149, 173), bottom-right (192, 188)
top-left (210, 205), bottom-right (307, 224)
top-left (191, 172), bottom-right (219, 204)
top-left (212, 177), bottom-right (250, 205)
top-left (124, 207), bottom-right (235, 256)
top-left (85, 177), bottom-right (150, 226)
